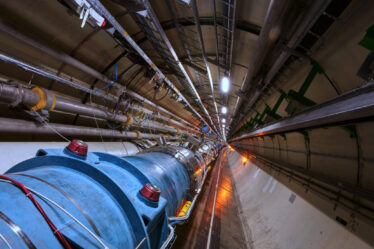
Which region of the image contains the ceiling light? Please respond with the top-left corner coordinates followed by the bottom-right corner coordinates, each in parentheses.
top-left (222, 118), bottom-right (226, 123)
top-left (221, 77), bottom-right (230, 93)
top-left (221, 106), bottom-right (227, 114)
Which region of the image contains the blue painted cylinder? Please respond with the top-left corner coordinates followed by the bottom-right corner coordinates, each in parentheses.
top-left (0, 145), bottom-right (206, 249)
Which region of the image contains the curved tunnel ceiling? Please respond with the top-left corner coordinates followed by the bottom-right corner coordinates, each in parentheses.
top-left (0, 0), bottom-right (373, 247)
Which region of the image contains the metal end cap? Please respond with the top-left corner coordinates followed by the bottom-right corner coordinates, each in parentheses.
top-left (140, 183), bottom-right (161, 202)
top-left (67, 139), bottom-right (88, 156)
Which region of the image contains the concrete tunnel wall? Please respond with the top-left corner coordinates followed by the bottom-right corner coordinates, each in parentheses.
top-left (226, 149), bottom-right (372, 249)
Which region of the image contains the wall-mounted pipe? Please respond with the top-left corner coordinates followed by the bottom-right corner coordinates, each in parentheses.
top-left (0, 82), bottom-right (190, 135)
top-left (129, 105), bottom-right (196, 134)
top-left (0, 141), bottom-right (141, 173)
top-left (0, 50), bottom-right (201, 136)
top-left (86, 0), bottom-right (217, 135)
top-left (231, 0), bottom-right (332, 130)
top-left (0, 117), bottom-right (179, 140)
top-left (232, 0), bottom-right (294, 122)
top-left (230, 82), bottom-right (374, 142)
top-left (0, 19), bottom-right (199, 132)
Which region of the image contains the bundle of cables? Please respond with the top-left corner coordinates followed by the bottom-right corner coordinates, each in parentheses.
top-left (0, 175), bottom-right (72, 249)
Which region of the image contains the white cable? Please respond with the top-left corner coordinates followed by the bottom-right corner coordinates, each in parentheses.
top-left (31, 110), bottom-right (71, 142)
top-left (0, 233), bottom-right (12, 249)
top-left (0, 179), bottom-right (108, 249)
top-left (89, 93), bottom-right (105, 144)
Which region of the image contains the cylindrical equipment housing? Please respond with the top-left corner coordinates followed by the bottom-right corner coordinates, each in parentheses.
top-left (0, 144), bottom-right (208, 249)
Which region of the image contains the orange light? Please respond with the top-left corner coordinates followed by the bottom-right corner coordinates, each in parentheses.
top-left (195, 168), bottom-right (202, 175)
top-left (228, 145), bottom-right (235, 151)
top-left (242, 157), bottom-right (248, 163)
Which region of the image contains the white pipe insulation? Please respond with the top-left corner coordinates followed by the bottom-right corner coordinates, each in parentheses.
top-left (0, 141), bottom-right (141, 173)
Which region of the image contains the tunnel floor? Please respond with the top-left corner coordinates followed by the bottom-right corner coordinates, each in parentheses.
top-left (173, 149), bottom-right (247, 249)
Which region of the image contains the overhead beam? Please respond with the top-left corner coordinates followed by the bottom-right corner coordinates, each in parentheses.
top-left (231, 82), bottom-right (374, 141)
top-left (136, 17), bottom-right (260, 45)
top-left (191, 0), bottom-right (220, 137)
top-left (181, 60), bottom-right (207, 74)
top-left (161, 17), bottom-right (261, 35)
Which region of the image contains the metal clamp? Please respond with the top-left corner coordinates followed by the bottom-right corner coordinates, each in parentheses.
top-left (30, 87), bottom-right (56, 111)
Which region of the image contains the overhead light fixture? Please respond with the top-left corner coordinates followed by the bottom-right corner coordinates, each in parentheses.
top-left (221, 77), bottom-right (230, 93)
top-left (221, 106), bottom-right (227, 114)
top-left (222, 118), bottom-right (226, 123)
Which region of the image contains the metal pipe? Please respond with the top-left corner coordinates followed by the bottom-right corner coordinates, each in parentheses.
top-left (87, 0), bottom-right (216, 135)
top-left (213, 0), bottom-right (221, 79)
top-left (0, 141), bottom-right (141, 173)
top-left (0, 50), bottom-right (200, 134)
top-left (191, 0), bottom-right (221, 136)
top-left (227, 0), bottom-right (237, 74)
top-left (232, 0), bottom-right (294, 119)
top-left (129, 105), bottom-right (197, 134)
top-left (0, 83), bottom-right (188, 135)
top-left (0, 19), bottom-right (199, 131)
top-left (0, 117), bottom-right (177, 140)
top-left (141, 0), bottom-right (216, 134)
top-left (233, 0), bottom-right (332, 128)
top-left (264, 0), bottom-right (332, 86)
top-left (231, 82), bottom-right (374, 142)
top-left (160, 225), bottom-right (175, 249)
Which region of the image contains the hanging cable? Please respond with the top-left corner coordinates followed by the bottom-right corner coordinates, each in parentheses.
top-left (31, 110), bottom-right (70, 142)
top-left (89, 93), bottom-right (105, 143)
top-left (0, 175), bottom-right (72, 249)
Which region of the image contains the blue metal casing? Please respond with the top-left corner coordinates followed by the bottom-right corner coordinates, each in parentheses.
top-left (0, 145), bottom-right (203, 249)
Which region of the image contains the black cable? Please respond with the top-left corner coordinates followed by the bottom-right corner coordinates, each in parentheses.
top-left (153, 88), bottom-right (169, 101)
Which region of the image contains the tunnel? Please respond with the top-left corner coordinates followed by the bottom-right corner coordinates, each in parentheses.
top-left (0, 0), bottom-right (373, 248)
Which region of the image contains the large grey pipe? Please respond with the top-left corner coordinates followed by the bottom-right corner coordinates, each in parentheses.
top-left (232, 0), bottom-right (331, 131)
top-left (0, 117), bottom-right (178, 140)
top-left (0, 83), bottom-right (186, 135)
top-left (0, 19), bottom-right (198, 131)
top-left (232, 0), bottom-right (294, 119)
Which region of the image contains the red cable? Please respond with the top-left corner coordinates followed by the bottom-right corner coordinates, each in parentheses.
top-left (0, 175), bottom-right (72, 249)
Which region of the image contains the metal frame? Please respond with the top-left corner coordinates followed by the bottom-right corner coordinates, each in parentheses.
top-left (191, 0), bottom-right (220, 133)
top-left (212, 0), bottom-right (237, 137)
top-left (137, 0), bottom-right (219, 136)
